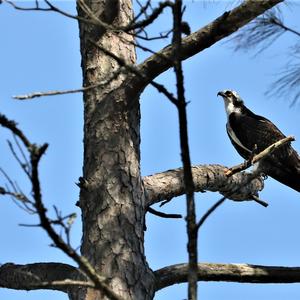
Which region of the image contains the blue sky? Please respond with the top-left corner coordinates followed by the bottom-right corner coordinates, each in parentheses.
top-left (1, 1), bottom-right (300, 300)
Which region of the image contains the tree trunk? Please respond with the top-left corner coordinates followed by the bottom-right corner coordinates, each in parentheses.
top-left (76, 0), bottom-right (155, 299)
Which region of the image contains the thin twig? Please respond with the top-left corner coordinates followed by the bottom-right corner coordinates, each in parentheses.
top-left (13, 134), bottom-right (31, 173)
top-left (195, 137), bottom-right (293, 231)
top-left (0, 113), bottom-right (124, 300)
top-left (29, 144), bottom-right (123, 300)
top-left (136, 30), bottom-right (172, 41)
top-left (225, 136), bottom-right (295, 177)
top-left (147, 207), bottom-right (182, 219)
top-left (132, 0), bottom-right (151, 23)
top-left (5, 0), bottom-right (173, 35)
top-left (0, 187), bottom-right (29, 204)
top-left (0, 180), bottom-right (35, 213)
top-left (28, 279), bottom-right (95, 290)
top-left (124, 1), bottom-right (173, 32)
top-left (195, 135), bottom-right (291, 229)
top-left (197, 197), bottom-right (226, 230)
top-left (0, 114), bottom-right (31, 148)
top-left (13, 68), bottom-right (123, 100)
top-left (4, 0), bottom-right (51, 11)
top-left (251, 195), bottom-right (269, 207)
top-left (7, 140), bottom-right (31, 178)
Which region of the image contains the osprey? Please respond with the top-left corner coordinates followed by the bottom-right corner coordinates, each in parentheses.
top-left (217, 89), bottom-right (300, 193)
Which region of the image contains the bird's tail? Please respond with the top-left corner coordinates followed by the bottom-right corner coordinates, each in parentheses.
top-left (264, 147), bottom-right (300, 193)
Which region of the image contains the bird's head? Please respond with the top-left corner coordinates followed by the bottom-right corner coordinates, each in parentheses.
top-left (217, 90), bottom-right (244, 116)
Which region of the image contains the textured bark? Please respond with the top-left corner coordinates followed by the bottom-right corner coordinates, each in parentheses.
top-left (74, 0), bottom-right (280, 299)
top-left (155, 263), bottom-right (300, 290)
top-left (76, 1), bottom-right (155, 299)
top-left (143, 164), bottom-right (264, 206)
top-left (1, 0), bottom-right (290, 299)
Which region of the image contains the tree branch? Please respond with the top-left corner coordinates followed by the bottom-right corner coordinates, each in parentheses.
top-left (0, 262), bottom-right (82, 293)
top-left (225, 136), bottom-right (295, 177)
top-left (0, 114), bottom-right (125, 300)
top-left (7, 1), bottom-right (283, 104)
top-left (147, 207), bottom-right (182, 219)
top-left (13, 67), bottom-right (123, 100)
top-left (172, 1), bottom-right (197, 298)
top-left (229, 9), bottom-right (300, 54)
top-left (143, 164), bottom-right (264, 207)
top-left (196, 197), bottom-right (227, 230)
top-left (154, 262), bottom-right (300, 291)
top-left (133, 0), bottom-right (283, 92)
top-left (0, 114), bottom-right (31, 148)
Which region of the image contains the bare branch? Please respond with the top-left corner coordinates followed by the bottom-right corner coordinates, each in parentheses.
top-left (0, 113), bottom-right (125, 300)
top-left (195, 135), bottom-right (289, 231)
top-left (251, 194), bottom-right (269, 207)
top-left (12, 134), bottom-right (31, 173)
top-left (225, 136), bottom-right (295, 177)
top-left (5, 0), bottom-right (172, 33)
top-left (133, 0), bottom-right (283, 93)
top-left (196, 190), bottom-right (266, 233)
top-left (197, 197), bottom-right (227, 230)
top-left (0, 167), bottom-right (36, 213)
top-left (77, 0), bottom-right (172, 34)
top-left (29, 143), bottom-right (124, 300)
top-left (0, 185), bottom-right (32, 208)
top-left (13, 68), bottom-right (123, 100)
top-left (88, 38), bottom-right (178, 104)
top-left (147, 207), bottom-right (182, 219)
top-left (7, 140), bottom-right (31, 178)
top-left (8, 1), bottom-right (282, 105)
top-left (194, 137), bottom-right (292, 230)
top-left (0, 262), bottom-right (82, 293)
top-left (154, 262), bottom-right (300, 291)
top-left (28, 279), bottom-right (94, 290)
top-left (136, 30), bottom-right (172, 41)
top-left (4, 0), bottom-right (51, 11)
top-left (125, 1), bottom-right (173, 32)
top-left (0, 114), bottom-right (31, 148)
top-left (131, 0), bottom-right (152, 25)
top-left (172, 1), bottom-right (197, 298)
top-left (143, 164), bottom-right (264, 207)
top-left (3, 0), bottom-right (103, 27)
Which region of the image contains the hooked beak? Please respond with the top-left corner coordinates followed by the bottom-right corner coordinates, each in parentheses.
top-left (217, 91), bottom-right (226, 97)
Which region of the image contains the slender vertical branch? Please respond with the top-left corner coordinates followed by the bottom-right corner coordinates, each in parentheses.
top-left (172, 1), bottom-right (197, 299)
top-left (0, 115), bottom-right (124, 300)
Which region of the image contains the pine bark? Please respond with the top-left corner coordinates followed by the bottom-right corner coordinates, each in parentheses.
top-left (76, 0), bottom-right (155, 299)
top-left (0, 0), bottom-right (286, 299)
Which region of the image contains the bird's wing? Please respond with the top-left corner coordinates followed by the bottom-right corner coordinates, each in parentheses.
top-left (228, 112), bottom-right (286, 153)
top-left (229, 111), bottom-right (300, 192)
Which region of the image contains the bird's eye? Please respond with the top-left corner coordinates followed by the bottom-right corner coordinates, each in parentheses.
top-left (225, 91), bottom-right (232, 96)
